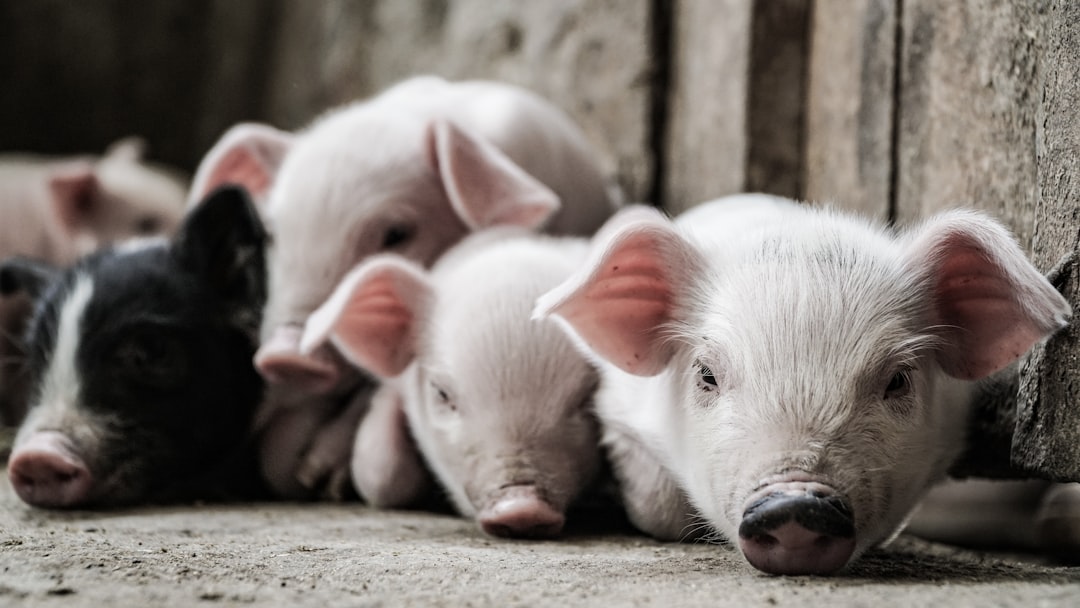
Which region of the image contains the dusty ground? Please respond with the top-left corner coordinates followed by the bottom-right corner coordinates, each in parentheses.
top-left (2, 470), bottom-right (1080, 607)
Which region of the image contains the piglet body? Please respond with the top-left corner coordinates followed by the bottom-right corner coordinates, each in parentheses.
top-left (305, 229), bottom-right (601, 538)
top-left (535, 194), bottom-right (1070, 574)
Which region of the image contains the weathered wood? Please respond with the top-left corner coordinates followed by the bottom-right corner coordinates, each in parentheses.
top-left (663, 0), bottom-right (752, 213)
top-left (803, 0), bottom-right (896, 219)
top-left (0, 0), bottom-right (273, 171)
top-left (895, 1), bottom-right (1040, 245)
top-left (664, 0), bottom-right (809, 214)
top-left (262, 0), bottom-right (655, 204)
top-left (1014, 0), bottom-right (1080, 481)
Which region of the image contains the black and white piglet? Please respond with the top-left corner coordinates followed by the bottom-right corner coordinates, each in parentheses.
top-left (1, 185), bottom-right (267, 508)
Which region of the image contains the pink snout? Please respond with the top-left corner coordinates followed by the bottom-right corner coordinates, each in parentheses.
top-left (255, 325), bottom-right (341, 395)
top-left (477, 486), bottom-right (565, 539)
top-left (8, 431), bottom-right (93, 508)
top-left (738, 483), bottom-right (855, 576)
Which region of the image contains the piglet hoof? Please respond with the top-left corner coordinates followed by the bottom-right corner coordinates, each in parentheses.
top-left (738, 491), bottom-right (855, 575)
top-left (478, 487), bottom-right (565, 539)
top-left (8, 431), bottom-right (93, 508)
top-left (1035, 483), bottom-right (1080, 564)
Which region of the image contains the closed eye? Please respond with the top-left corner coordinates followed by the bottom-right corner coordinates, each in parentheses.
top-left (381, 223), bottom-right (416, 250)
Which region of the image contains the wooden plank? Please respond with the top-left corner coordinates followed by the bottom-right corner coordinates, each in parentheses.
top-left (0, 0), bottom-right (275, 171)
top-left (662, 0), bottom-right (753, 213)
top-left (894, 1), bottom-right (1040, 245)
top-left (663, 0), bottom-right (809, 214)
top-left (803, 0), bottom-right (896, 219)
top-left (262, 0), bottom-right (655, 203)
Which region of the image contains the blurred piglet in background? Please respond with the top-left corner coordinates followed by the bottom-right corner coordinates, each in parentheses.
top-left (191, 76), bottom-right (620, 499)
top-left (534, 194), bottom-right (1070, 574)
top-left (0, 137), bottom-right (188, 429)
top-left (302, 228), bottom-right (601, 539)
top-left (1, 186), bottom-right (267, 508)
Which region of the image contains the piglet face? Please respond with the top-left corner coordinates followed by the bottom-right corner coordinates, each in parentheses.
top-left (190, 108), bottom-right (560, 397)
top-left (3, 186), bottom-right (267, 508)
top-left (405, 315), bottom-right (601, 538)
top-left (665, 233), bottom-right (959, 573)
top-left (538, 201), bottom-right (1070, 574)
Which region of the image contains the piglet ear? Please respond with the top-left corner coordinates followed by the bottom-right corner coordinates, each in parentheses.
top-left (189, 123), bottom-right (293, 206)
top-left (301, 256), bottom-right (432, 379)
top-left (534, 206), bottom-right (699, 375)
top-left (48, 161), bottom-right (101, 236)
top-left (904, 210), bottom-right (1071, 380)
top-left (428, 118), bottom-right (560, 231)
top-left (174, 185), bottom-right (268, 324)
top-left (0, 257), bottom-right (58, 299)
top-left (103, 136), bottom-right (147, 162)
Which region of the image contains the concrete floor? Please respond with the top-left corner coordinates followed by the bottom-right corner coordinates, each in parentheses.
top-left (2, 470), bottom-right (1080, 607)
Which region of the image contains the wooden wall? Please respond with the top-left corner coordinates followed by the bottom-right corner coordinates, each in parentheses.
top-left (3, 0), bottom-right (1079, 478)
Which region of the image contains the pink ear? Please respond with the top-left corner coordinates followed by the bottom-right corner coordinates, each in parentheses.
top-left (428, 118), bottom-right (560, 231)
top-left (534, 206), bottom-right (698, 375)
top-left (302, 256), bottom-right (432, 379)
top-left (48, 162), bottom-right (100, 234)
top-left (189, 123), bottom-right (293, 206)
top-left (905, 210), bottom-right (1071, 380)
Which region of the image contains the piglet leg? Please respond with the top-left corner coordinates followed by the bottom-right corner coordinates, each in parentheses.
top-left (604, 427), bottom-right (705, 541)
top-left (351, 385), bottom-right (432, 508)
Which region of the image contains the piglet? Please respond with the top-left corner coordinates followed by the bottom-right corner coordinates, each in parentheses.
top-left (0, 137), bottom-right (189, 427)
top-left (191, 75), bottom-right (619, 395)
top-left (303, 228), bottom-right (601, 538)
top-left (193, 76), bottom-right (619, 500)
top-left (1, 185), bottom-right (267, 508)
top-left (0, 136), bottom-right (188, 265)
top-left (534, 194), bottom-right (1070, 574)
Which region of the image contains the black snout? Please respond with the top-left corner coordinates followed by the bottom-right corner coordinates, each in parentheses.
top-left (738, 492), bottom-right (855, 575)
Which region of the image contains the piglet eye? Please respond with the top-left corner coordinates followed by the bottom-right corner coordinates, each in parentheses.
top-left (432, 382), bottom-right (456, 411)
top-left (884, 369), bottom-right (912, 399)
top-left (135, 216), bottom-right (161, 235)
top-left (381, 224), bottom-right (415, 250)
top-left (696, 361), bottom-right (718, 392)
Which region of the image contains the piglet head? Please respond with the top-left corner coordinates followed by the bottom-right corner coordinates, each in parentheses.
top-left (537, 203), bottom-right (1069, 575)
top-left (6, 185), bottom-right (268, 508)
top-left (47, 137), bottom-right (188, 260)
top-left (248, 113), bottom-right (559, 398)
top-left (307, 241), bottom-right (600, 539)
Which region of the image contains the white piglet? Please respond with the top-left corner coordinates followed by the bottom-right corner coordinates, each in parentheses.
top-left (534, 194), bottom-right (1070, 575)
top-left (191, 76), bottom-right (618, 499)
top-left (302, 229), bottom-right (601, 539)
top-left (191, 75), bottom-right (619, 394)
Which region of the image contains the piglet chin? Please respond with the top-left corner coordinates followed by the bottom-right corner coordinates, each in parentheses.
top-left (9, 431), bottom-right (94, 509)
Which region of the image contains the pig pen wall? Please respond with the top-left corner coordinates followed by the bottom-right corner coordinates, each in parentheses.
top-left (3, 0), bottom-right (1079, 480)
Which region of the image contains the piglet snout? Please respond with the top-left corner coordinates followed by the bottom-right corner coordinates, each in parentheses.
top-left (478, 486), bottom-right (565, 539)
top-left (8, 431), bottom-right (93, 508)
top-left (255, 325), bottom-right (341, 394)
top-left (738, 486), bottom-right (855, 576)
